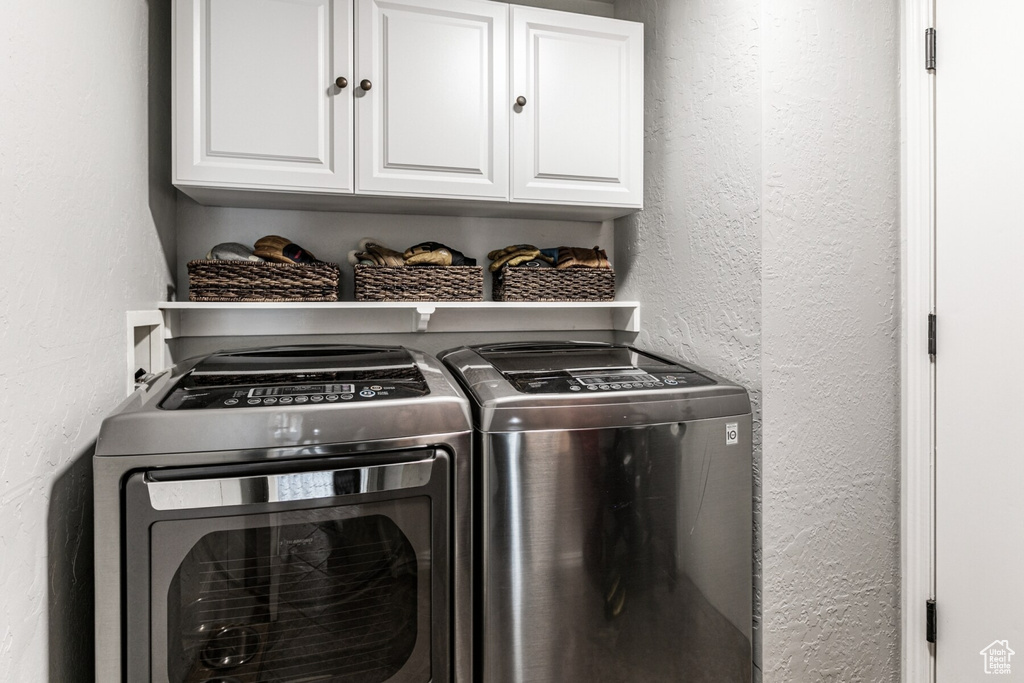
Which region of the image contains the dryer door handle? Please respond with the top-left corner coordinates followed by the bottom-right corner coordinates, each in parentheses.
top-left (143, 457), bottom-right (437, 511)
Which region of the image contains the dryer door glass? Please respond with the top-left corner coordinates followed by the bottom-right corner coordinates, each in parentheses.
top-left (152, 500), bottom-right (432, 683)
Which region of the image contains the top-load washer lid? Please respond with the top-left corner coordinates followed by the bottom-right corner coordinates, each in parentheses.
top-left (473, 341), bottom-right (715, 394)
top-left (439, 342), bottom-right (751, 432)
top-left (95, 345), bottom-right (471, 456)
top-left (161, 345), bottom-right (429, 410)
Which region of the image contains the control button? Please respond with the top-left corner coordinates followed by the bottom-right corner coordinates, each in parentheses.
top-left (665, 376), bottom-right (677, 381)
top-left (654, 381), bottom-right (664, 386)
top-left (587, 386), bottom-right (599, 391)
top-left (310, 395), bottom-right (324, 402)
top-left (340, 393), bottom-right (354, 400)
top-left (360, 390), bottom-right (376, 398)
top-left (294, 396), bottom-right (309, 403)
top-left (610, 383), bottom-right (622, 389)
top-left (664, 379), bottom-right (678, 386)
top-left (599, 384), bottom-right (610, 390)
top-left (278, 396), bottom-right (293, 404)
top-left (370, 385), bottom-right (383, 391)
top-left (326, 395), bottom-right (339, 401)
top-left (570, 385), bottom-right (581, 391)
top-left (246, 399), bottom-right (261, 405)
top-left (644, 382), bottom-right (655, 387)
top-left (262, 397), bottom-right (278, 405)
top-left (224, 398), bottom-right (239, 406)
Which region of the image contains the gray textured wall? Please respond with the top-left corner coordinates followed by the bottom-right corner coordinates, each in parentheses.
top-left (0, 0), bottom-right (176, 679)
top-left (761, 1), bottom-right (901, 680)
top-left (615, 0), bottom-right (901, 680)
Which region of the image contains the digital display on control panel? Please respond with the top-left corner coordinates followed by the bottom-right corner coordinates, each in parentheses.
top-left (575, 374), bottom-right (655, 385)
top-left (249, 384), bottom-right (354, 397)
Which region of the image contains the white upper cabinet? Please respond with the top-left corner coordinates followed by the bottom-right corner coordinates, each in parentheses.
top-left (174, 0), bottom-right (354, 192)
top-left (355, 0), bottom-right (508, 199)
top-left (511, 7), bottom-right (643, 207)
top-left (172, 0), bottom-right (644, 217)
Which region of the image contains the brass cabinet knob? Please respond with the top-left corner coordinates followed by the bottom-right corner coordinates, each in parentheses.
top-left (360, 79), bottom-right (373, 91)
top-left (516, 95), bottom-right (527, 107)
top-left (335, 76), bottom-right (348, 89)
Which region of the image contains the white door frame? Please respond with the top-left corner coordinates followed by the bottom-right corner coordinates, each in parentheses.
top-left (901, 0), bottom-right (936, 680)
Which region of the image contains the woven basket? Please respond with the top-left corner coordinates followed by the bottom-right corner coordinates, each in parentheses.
top-left (188, 260), bottom-right (340, 302)
top-left (354, 264), bottom-right (484, 301)
top-left (492, 267), bottom-right (616, 302)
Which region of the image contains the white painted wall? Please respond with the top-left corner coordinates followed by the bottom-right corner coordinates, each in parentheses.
top-left (761, 1), bottom-right (900, 680)
top-left (615, 0), bottom-right (900, 680)
top-left (0, 0), bottom-right (176, 679)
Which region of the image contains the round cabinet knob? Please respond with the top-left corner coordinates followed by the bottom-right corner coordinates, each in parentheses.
top-left (360, 79), bottom-right (373, 91)
top-left (335, 76), bottom-right (348, 89)
top-left (516, 95), bottom-right (527, 107)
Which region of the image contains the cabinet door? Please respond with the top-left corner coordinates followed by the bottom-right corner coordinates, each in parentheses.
top-left (511, 7), bottom-right (643, 207)
top-left (355, 0), bottom-right (508, 199)
top-left (174, 0), bottom-right (354, 192)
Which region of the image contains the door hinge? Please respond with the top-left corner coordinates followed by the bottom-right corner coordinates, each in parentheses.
top-left (928, 313), bottom-right (937, 358)
top-left (927, 599), bottom-right (937, 643)
top-left (926, 28), bottom-right (936, 71)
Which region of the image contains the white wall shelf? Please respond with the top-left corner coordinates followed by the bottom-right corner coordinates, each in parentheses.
top-left (156, 301), bottom-right (640, 337)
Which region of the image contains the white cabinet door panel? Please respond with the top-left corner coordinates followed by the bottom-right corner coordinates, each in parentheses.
top-left (174, 0), bottom-right (353, 191)
top-left (356, 0), bottom-right (508, 199)
top-left (512, 7), bottom-right (642, 207)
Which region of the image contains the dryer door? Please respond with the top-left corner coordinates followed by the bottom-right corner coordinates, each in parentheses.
top-left (123, 449), bottom-right (449, 683)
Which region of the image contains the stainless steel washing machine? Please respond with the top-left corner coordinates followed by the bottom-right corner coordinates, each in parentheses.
top-left (94, 345), bottom-right (472, 683)
top-left (440, 341), bottom-right (753, 683)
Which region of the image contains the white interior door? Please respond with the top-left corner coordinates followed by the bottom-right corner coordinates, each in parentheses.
top-left (511, 7), bottom-right (642, 207)
top-left (935, 0), bottom-right (1024, 679)
top-left (174, 0), bottom-right (354, 192)
top-left (355, 0), bottom-right (508, 199)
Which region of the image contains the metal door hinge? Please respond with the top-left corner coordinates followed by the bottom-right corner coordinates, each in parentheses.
top-left (926, 28), bottom-right (936, 71)
top-left (927, 599), bottom-right (937, 643)
top-left (928, 313), bottom-right (937, 358)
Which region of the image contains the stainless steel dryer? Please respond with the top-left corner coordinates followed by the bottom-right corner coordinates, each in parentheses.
top-left (94, 345), bottom-right (472, 683)
top-left (440, 341), bottom-right (753, 683)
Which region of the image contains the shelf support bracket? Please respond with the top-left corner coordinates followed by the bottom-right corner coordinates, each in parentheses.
top-left (413, 305), bottom-right (436, 333)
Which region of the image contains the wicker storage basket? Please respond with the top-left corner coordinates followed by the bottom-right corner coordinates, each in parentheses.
top-left (354, 264), bottom-right (484, 301)
top-left (492, 267), bottom-right (616, 302)
top-left (187, 260), bottom-right (340, 302)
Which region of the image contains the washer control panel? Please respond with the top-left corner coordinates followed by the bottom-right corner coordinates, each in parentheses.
top-left (161, 368), bottom-right (429, 410)
top-left (508, 368), bottom-right (716, 394)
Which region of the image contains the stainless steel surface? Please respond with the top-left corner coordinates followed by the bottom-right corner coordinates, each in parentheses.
top-left (441, 344), bottom-right (751, 432)
top-left (441, 342), bottom-right (753, 682)
top-left (482, 420), bottom-right (752, 682)
top-left (94, 345), bottom-right (473, 683)
top-left (145, 456), bottom-right (436, 510)
top-left (96, 346), bottom-right (471, 455)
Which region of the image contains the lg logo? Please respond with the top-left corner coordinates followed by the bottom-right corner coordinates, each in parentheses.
top-left (725, 423), bottom-right (739, 445)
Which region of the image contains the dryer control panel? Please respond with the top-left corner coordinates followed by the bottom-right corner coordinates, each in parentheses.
top-left (160, 366), bottom-right (429, 410)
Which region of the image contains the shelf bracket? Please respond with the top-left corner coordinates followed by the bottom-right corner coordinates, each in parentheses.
top-left (613, 304), bottom-right (641, 333)
top-left (413, 305), bottom-right (436, 333)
